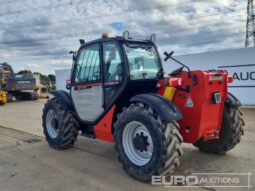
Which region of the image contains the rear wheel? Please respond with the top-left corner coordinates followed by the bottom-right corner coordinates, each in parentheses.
top-left (42, 98), bottom-right (79, 150)
top-left (194, 106), bottom-right (244, 154)
top-left (114, 103), bottom-right (183, 182)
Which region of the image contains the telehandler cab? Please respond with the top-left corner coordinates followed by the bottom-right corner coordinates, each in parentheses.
top-left (42, 31), bottom-right (244, 182)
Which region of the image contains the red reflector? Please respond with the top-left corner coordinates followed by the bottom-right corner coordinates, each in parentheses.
top-left (227, 76), bottom-right (234, 83)
top-left (66, 79), bottom-right (71, 85)
top-left (168, 78), bottom-right (183, 87)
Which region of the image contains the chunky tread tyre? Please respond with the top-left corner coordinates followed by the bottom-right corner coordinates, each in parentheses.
top-left (42, 98), bottom-right (79, 150)
top-left (114, 103), bottom-right (183, 182)
top-left (30, 92), bottom-right (39, 100)
top-left (194, 106), bottom-right (244, 154)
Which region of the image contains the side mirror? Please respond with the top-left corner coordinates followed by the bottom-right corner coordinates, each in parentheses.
top-left (69, 51), bottom-right (76, 61)
top-left (169, 51), bottom-right (174, 57)
top-left (164, 51), bottom-right (174, 61)
top-left (66, 79), bottom-right (71, 90)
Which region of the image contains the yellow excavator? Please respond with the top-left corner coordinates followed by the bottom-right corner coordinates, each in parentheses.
top-left (0, 65), bottom-right (7, 105)
top-left (0, 90), bottom-right (7, 105)
top-left (0, 63), bottom-right (39, 104)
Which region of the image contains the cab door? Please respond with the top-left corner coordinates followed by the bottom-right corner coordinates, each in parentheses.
top-left (102, 41), bottom-right (124, 107)
top-left (71, 43), bottom-right (104, 122)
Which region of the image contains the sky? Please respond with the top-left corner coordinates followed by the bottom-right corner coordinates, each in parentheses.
top-left (0, 0), bottom-right (248, 75)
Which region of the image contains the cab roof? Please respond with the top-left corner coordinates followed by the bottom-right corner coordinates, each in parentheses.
top-left (80, 36), bottom-right (156, 48)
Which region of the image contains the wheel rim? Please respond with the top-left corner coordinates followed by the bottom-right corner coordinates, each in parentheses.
top-left (46, 109), bottom-right (59, 139)
top-left (122, 121), bottom-right (154, 166)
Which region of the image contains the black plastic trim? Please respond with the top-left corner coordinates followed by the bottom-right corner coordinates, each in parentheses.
top-left (130, 93), bottom-right (183, 122)
top-left (225, 92), bottom-right (242, 108)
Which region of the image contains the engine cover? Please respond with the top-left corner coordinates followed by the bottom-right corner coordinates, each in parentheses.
top-left (171, 70), bottom-right (228, 143)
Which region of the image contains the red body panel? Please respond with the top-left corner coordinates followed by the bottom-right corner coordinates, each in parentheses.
top-left (159, 70), bottom-right (228, 144)
top-left (93, 105), bottom-right (116, 142)
top-left (93, 70), bottom-right (228, 144)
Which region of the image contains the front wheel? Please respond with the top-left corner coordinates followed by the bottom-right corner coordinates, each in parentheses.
top-left (194, 106), bottom-right (244, 154)
top-left (42, 98), bottom-right (79, 150)
top-left (114, 103), bottom-right (183, 182)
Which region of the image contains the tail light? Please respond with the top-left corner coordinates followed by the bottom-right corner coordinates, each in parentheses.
top-left (227, 76), bottom-right (234, 83)
top-left (66, 79), bottom-right (71, 90)
top-left (168, 78), bottom-right (183, 87)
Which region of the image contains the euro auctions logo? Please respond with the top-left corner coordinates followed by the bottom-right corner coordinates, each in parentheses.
top-left (151, 173), bottom-right (253, 188)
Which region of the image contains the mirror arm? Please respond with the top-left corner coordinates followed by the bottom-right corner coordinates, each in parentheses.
top-left (164, 51), bottom-right (192, 78)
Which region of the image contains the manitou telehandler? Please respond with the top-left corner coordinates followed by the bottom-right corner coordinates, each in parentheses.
top-left (42, 32), bottom-right (244, 182)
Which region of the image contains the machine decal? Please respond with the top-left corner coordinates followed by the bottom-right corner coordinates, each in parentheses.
top-left (185, 96), bottom-right (194, 107)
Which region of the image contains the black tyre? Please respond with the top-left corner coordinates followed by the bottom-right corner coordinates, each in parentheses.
top-left (6, 93), bottom-right (14, 102)
top-left (13, 93), bottom-right (22, 101)
top-left (114, 103), bottom-right (183, 182)
top-left (15, 92), bottom-right (29, 101)
top-left (42, 98), bottom-right (79, 150)
top-left (194, 106), bottom-right (244, 154)
top-left (30, 92), bottom-right (39, 100)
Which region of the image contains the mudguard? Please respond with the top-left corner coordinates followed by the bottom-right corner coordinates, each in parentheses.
top-left (49, 90), bottom-right (74, 110)
top-left (225, 92), bottom-right (241, 108)
top-left (130, 93), bottom-right (183, 122)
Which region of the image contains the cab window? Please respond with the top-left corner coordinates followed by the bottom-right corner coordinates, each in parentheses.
top-left (124, 43), bottom-right (161, 80)
top-left (75, 43), bottom-right (100, 83)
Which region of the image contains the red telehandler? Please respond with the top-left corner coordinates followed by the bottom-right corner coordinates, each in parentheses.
top-left (42, 32), bottom-right (244, 182)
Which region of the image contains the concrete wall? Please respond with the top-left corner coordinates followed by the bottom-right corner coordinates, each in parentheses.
top-left (163, 47), bottom-right (255, 105)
